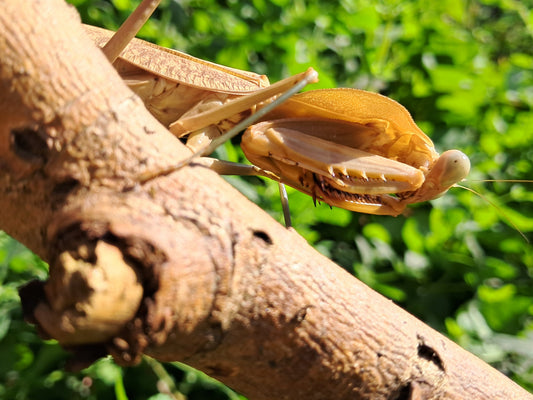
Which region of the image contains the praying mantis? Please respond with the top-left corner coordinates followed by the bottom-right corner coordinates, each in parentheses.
top-left (85, 0), bottom-right (471, 221)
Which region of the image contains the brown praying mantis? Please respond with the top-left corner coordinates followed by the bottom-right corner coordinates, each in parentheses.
top-left (85, 0), bottom-right (471, 224)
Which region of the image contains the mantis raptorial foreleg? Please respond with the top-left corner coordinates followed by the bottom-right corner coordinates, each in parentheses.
top-left (241, 90), bottom-right (471, 216)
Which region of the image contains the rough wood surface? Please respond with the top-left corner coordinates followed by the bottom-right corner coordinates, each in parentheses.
top-left (1, 1), bottom-right (532, 399)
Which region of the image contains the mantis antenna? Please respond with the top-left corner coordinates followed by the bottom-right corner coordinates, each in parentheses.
top-left (455, 181), bottom-right (530, 243)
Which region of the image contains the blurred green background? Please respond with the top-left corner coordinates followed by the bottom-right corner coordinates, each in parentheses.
top-left (1, 0), bottom-right (532, 398)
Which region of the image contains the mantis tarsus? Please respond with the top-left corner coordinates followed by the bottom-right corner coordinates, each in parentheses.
top-left (87, 0), bottom-right (472, 223)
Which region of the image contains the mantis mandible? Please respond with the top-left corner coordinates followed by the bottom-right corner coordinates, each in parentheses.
top-left (86, 0), bottom-right (471, 221)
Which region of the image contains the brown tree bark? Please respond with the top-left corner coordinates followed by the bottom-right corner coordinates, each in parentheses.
top-left (1, 1), bottom-right (531, 399)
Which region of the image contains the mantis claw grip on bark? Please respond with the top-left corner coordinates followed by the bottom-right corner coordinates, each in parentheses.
top-left (87, 0), bottom-right (471, 222)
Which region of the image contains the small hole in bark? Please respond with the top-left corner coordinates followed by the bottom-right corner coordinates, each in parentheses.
top-left (394, 383), bottom-right (412, 400)
top-left (417, 343), bottom-right (444, 371)
top-left (10, 126), bottom-right (49, 163)
top-left (18, 280), bottom-right (46, 325)
top-left (290, 306), bottom-right (310, 323)
top-left (252, 230), bottom-right (272, 245)
top-left (52, 178), bottom-right (80, 200)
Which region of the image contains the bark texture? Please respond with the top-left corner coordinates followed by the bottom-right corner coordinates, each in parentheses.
top-left (1, 1), bottom-right (532, 399)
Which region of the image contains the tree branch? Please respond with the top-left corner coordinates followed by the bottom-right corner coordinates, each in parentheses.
top-left (1, 0), bottom-right (531, 399)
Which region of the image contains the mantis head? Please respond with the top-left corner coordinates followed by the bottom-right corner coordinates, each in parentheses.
top-left (407, 149), bottom-right (471, 202)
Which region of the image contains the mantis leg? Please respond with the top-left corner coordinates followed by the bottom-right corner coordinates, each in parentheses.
top-left (193, 158), bottom-right (292, 228)
top-left (176, 68), bottom-right (319, 166)
top-left (102, 0), bottom-right (162, 63)
top-left (169, 68), bottom-right (318, 139)
top-left (192, 157), bottom-right (280, 180)
top-left (278, 183), bottom-right (292, 228)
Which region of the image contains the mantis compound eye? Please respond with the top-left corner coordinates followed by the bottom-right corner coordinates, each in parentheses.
top-left (436, 150), bottom-right (471, 188)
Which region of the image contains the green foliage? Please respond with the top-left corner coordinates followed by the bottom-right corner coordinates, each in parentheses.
top-left (2, 0), bottom-right (533, 397)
